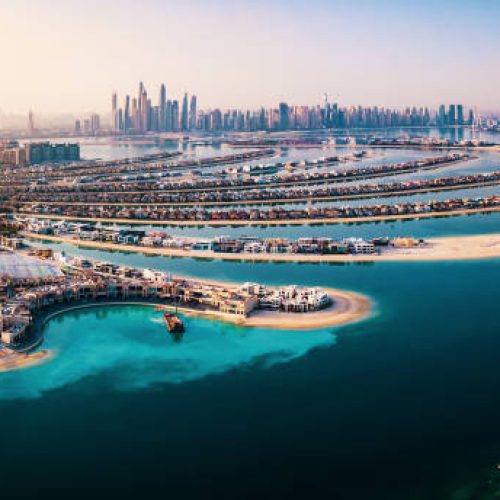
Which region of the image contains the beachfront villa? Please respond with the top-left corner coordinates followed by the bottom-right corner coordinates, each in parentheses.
top-left (259, 285), bottom-right (332, 313)
top-left (19, 218), bottom-right (425, 258)
top-left (0, 250), bottom-right (333, 350)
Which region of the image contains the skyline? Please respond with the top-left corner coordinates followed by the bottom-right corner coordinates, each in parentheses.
top-left (109, 82), bottom-right (476, 133)
top-left (0, 85), bottom-right (487, 131)
top-left (1, 0), bottom-right (500, 117)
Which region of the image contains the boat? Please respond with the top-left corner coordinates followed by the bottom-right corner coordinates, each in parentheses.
top-left (163, 312), bottom-right (185, 334)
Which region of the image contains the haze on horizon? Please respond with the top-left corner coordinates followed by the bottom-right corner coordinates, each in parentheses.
top-left (1, 0), bottom-right (499, 118)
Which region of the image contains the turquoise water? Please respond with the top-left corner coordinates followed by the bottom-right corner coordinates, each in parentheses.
top-left (0, 305), bottom-right (338, 400)
top-left (37, 211), bottom-right (500, 240)
top-left (1, 258), bottom-right (500, 499)
top-left (28, 212), bottom-right (500, 265)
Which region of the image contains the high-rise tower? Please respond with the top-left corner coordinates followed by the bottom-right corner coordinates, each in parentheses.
top-left (140, 87), bottom-right (148, 132)
top-left (159, 84), bottom-right (167, 131)
top-left (181, 93), bottom-right (189, 131)
top-left (124, 95), bottom-right (130, 131)
top-left (137, 82), bottom-right (144, 131)
top-left (448, 104), bottom-right (456, 126)
top-left (189, 95), bottom-right (197, 130)
top-left (172, 100), bottom-right (180, 130)
top-left (28, 110), bottom-right (35, 134)
top-left (457, 104), bottom-right (464, 126)
top-left (111, 92), bottom-right (118, 131)
top-left (279, 102), bottom-right (290, 130)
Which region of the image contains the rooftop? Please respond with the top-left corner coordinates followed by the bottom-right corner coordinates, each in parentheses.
top-left (0, 252), bottom-right (63, 280)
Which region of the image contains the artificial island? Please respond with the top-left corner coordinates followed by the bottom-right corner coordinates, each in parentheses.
top-left (0, 243), bottom-right (371, 373)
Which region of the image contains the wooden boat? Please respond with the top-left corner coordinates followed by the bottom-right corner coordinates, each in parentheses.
top-left (163, 312), bottom-right (185, 334)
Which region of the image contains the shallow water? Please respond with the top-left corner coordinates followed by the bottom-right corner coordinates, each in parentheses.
top-left (0, 305), bottom-right (338, 400)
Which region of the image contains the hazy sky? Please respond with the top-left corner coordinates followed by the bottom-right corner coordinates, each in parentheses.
top-left (1, 0), bottom-right (499, 116)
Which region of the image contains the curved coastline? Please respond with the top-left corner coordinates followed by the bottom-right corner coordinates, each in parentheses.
top-left (24, 232), bottom-right (500, 262)
top-left (0, 290), bottom-right (372, 373)
top-left (0, 349), bottom-right (53, 373)
top-left (31, 291), bottom-right (371, 333)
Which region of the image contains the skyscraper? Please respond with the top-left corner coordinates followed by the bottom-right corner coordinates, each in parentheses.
top-left (118, 109), bottom-right (123, 131)
top-left (124, 95), bottom-right (130, 132)
top-left (448, 104), bottom-right (456, 126)
top-left (181, 93), bottom-right (189, 131)
top-left (468, 109), bottom-right (476, 126)
top-left (83, 119), bottom-right (91, 134)
top-left (437, 105), bottom-right (446, 126)
top-left (28, 110), bottom-right (35, 134)
top-left (140, 87), bottom-right (148, 132)
top-left (172, 100), bottom-right (180, 130)
top-left (90, 114), bottom-right (100, 134)
top-left (131, 98), bottom-right (138, 130)
top-left (159, 84), bottom-right (167, 132)
top-left (166, 100), bottom-right (173, 131)
top-left (138, 82), bottom-right (144, 132)
top-left (279, 102), bottom-right (290, 130)
top-left (457, 104), bottom-right (464, 125)
top-left (189, 95), bottom-right (197, 130)
top-left (111, 92), bottom-right (118, 131)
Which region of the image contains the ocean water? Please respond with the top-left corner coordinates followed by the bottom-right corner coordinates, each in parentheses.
top-left (1, 258), bottom-right (500, 499)
top-left (3, 130), bottom-right (499, 499)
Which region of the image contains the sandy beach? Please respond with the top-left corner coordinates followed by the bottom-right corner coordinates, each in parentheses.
top-left (151, 285), bottom-right (371, 331)
top-left (24, 232), bottom-right (500, 262)
top-left (242, 287), bottom-right (371, 330)
top-left (0, 280), bottom-right (372, 375)
top-left (0, 349), bottom-right (53, 373)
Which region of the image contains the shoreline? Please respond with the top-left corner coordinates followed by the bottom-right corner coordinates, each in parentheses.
top-left (17, 205), bottom-right (500, 227)
top-left (23, 232), bottom-right (500, 262)
top-left (0, 349), bottom-right (53, 373)
top-left (158, 286), bottom-right (371, 330)
top-left (0, 287), bottom-right (373, 374)
top-left (27, 293), bottom-right (370, 331)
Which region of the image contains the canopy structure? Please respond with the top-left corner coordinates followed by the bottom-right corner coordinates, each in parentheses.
top-left (0, 252), bottom-right (63, 280)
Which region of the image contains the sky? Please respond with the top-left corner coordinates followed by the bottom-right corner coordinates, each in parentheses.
top-left (0, 0), bottom-right (499, 118)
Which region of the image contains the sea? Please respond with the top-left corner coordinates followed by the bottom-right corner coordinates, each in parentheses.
top-left (1, 128), bottom-right (500, 499)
